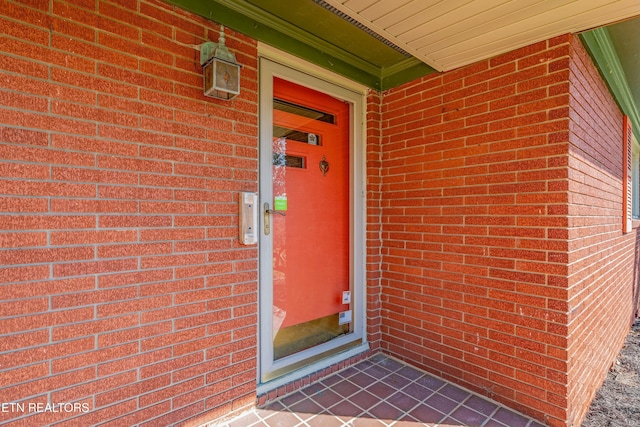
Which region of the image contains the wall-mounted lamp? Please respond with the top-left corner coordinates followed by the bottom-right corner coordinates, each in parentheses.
top-left (200, 26), bottom-right (241, 100)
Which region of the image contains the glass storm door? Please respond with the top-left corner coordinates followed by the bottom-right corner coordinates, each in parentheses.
top-left (259, 59), bottom-right (364, 382)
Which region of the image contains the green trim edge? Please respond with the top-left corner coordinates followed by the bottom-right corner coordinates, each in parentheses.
top-left (165, 0), bottom-right (435, 91)
top-left (581, 29), bottom-right (640, 142)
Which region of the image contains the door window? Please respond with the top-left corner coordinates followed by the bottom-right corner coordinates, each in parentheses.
top-left (271, 78), bottom-right (351, 361)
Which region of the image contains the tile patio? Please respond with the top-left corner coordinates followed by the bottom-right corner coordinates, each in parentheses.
top-left (219, 354), bottom-right (546, 427)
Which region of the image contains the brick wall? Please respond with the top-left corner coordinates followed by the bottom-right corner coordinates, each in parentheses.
top-left (377, 34), bottom-right (638, 427)
top-left (2, 0), bottom-right (638, 425)
top-left (0, 0), bottom-right (259, 425)
top-left (564, 36), bottom-right (639, 425)
top-left (367, 90), bottom-right (383, 350)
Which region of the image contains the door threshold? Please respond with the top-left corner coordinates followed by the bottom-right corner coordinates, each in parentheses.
top-left (257, 342), bottom-right (370, 396)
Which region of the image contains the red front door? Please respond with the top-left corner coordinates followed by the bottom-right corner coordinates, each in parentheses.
top-left (269, 77), bottom-right (351, 360)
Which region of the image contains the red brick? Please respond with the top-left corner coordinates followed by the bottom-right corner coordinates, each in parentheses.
top-left (98, 321), bottom-right (173, 348)
top-left (54, 400), bottom-right (138, 427)
top-left (139, 377), bottom-right (203, 408)
top-left (51, 198), bottom-right (139, 213)
top-left (172, 355), bottom-right (228, 384)
top-left (2, 112), bottom-right (93, 141)
top-left (139, 58), bottom-right (198, 86)
top-left (7, 180), bottom-right (89, 202)
top-left (97, 155), bottom-right (172, 173)
top-left (175, 309), bottom-right (232, 331)
top-left (173, 163), bottom-right (233, 179)
top-left (98, 269), bottom-right (174, 288)
top-left (0, 246), bottom-right (94, 265)
top-left (172, 378), bottom-right (231, 409)
top-left (52, 342), bottom-right (139, 373)
top-left (0, 329), bottom-right (49, 354)
top-left (139, 353), bottom-right (200, 381)
top-left (51, 13), bottom-right (96, 40)
top-left (140, 228), bottom-right (206, 242)
top-left (52, 100), bottom-right (138, 127)
top-left (518, 45), bottom-right (570, 69)
top-left (0, 90), bottom-right (49, 113)
top-left (52, 370), bottom-right (137, 406)
top-left (0, 127), bottom-right (48, 146)
top-left (96, 374), bottom-right (171, 407)
top-left (0, 278), bottom-right (93, 301)
top-left (97, 242), bottom-right (172, 259)
top-left (98, 94), bottom-right (173, 120)
top-left (141, 302), bottom-right (207, 325)
top-left (0, 336), bottom-right (94, 369)
top-left (100, 63), bottom-right (174, 92)
top-left (141, 327), bottom-right (206, 353)
top-left (61, 128), bottom-right (136, 154)
top-left (97, 185), bottom-right (173, 201)
top-left (0, 231), bottom-right (47, 248)
top-left (100, 402), bottom-right (173, 427)
top-left (97, 295), bottom-right (172, 318)
top-left (139, 201), bottom-right (205, 215)
top-left (53, 258), bottom-right (139, 277)
top-left (52, 68), bottom-right (137, 99)
top-left (0, 298), bottom-right (49, 317)
top-left (98, 215), bottom-right (172, 228)
top-left (140, 89), bottom-right (205, 115)
top-left (139, 402), bottom-right (203, 427)
top-left (0, 197), bottom-right (42, 213)
top-left (189, 333), bottom-right (234, 358)
top-left (1, 367), bottom-right (94, 404)
top-left (99, 31), bottom-right (173, 65)
top-left (50, 229), bottom-right (137, 246)
top-left (100, 1), bottom-right (172, 39)
top-left (51, 287), bottom-right (137, 309)
top-left (0, 144), bottom-right (96, 167)
top-left (1, 0), bottom-right (50, 24)
top-left (0, 3), bottom-right (627, 426)
top-left (0, 1), bottom-right (260, 426)
top-left (0, 72), bottom-right (97, 104)
top-left (97, 348), bottom-right (171, 378)
top-left (0, 363), bottom-right (48, 390)
top-left (52, 314), bottom-right (138, 341)
top-left (372, 34), bottom-right (624, 427)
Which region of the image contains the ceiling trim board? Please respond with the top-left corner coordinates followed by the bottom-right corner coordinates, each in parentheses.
top-left (167, 0), bottom-right (381, 89)
top-left (166, 0), bottom-right (437, 90)
top-left (380, 57), bottom-right (433, 91)
top-left (213, 0), bottom-right (381, 75)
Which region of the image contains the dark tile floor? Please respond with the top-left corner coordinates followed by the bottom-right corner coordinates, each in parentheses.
top-left (221, 354), bottom-right (546, 427)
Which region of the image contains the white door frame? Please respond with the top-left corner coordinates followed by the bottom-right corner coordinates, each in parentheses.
top-left (257, 51), bottom-right (368, 390)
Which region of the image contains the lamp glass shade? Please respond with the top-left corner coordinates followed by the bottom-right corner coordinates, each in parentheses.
top-left (203, 58), bottom-right (240, 100)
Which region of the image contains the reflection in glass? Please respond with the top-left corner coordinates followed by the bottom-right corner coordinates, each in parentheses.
top-left (274, 314), bottom-right (350, 360)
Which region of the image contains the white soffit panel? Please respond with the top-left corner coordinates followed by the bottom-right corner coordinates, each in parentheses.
top-left (324, 0), bottom-right (640, 71)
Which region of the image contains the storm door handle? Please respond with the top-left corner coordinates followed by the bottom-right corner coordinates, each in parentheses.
top-left (263, 202), bottom-right (286, 235)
